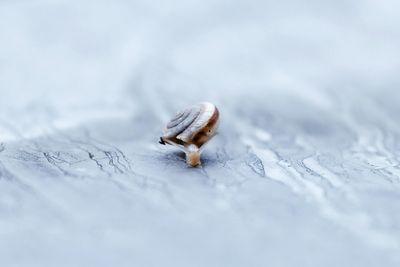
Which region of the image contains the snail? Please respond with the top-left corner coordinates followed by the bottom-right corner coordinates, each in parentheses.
top-left (159, 102), bottom-right (220, 167)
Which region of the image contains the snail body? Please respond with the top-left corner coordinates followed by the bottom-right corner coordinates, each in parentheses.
top-left (160, 102), bottom-right (220, 167)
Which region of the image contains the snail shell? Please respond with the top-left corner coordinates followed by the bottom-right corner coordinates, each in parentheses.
top-left (160, 102), bottom-right (220, 167)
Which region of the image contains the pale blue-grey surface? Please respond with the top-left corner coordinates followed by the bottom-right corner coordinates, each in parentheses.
top-left (1, 1), bottom-right (400, 266)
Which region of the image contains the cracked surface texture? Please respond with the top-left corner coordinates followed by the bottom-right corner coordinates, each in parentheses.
top-left (1, 0), bottom-right (400, 266)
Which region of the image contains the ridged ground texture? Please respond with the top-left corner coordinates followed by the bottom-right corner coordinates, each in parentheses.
top-left (1, 1), bottom-right (400, 266)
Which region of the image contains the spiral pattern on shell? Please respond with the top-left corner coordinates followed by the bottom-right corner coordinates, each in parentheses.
top-left (162, 102), bottom-right (219, 146)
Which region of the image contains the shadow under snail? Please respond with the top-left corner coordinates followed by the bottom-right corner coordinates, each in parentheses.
top-left (159, 102), bottom-right (220, 167)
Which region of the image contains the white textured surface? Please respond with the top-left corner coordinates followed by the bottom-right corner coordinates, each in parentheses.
top-left (1, 1), bottom-right (400, 266)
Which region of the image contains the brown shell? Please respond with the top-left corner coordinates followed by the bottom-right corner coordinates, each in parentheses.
top-left (161, 102), bottom-right (219, 148)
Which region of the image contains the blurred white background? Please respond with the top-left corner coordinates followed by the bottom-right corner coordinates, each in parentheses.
top-left (1, 0), bottom-right (399, 140)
